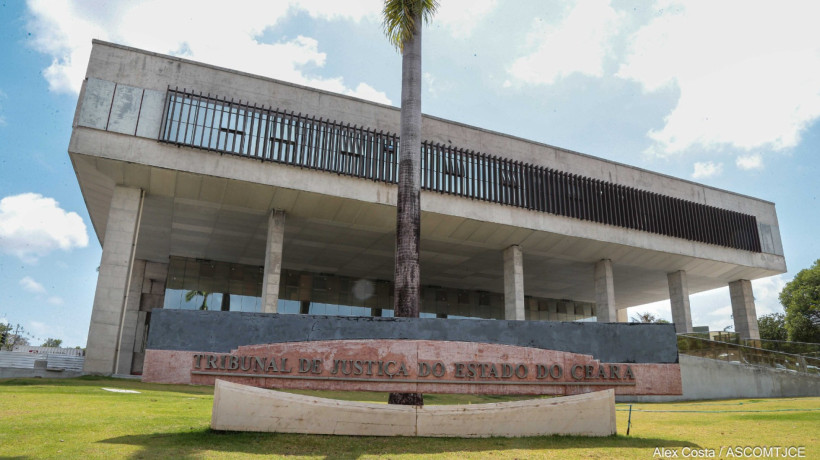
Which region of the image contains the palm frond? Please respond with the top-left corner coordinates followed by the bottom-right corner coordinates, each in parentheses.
top-left (382, 0), bottom-right (439, 52)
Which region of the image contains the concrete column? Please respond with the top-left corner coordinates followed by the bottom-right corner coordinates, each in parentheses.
top-left (84, 186), bottom-right (144, 375)
top-left (503, 245), bottom-right (525, 320)
top-left (616, 309), bottom-right (629, 323)
top-left (729, 279), bottom-right (760, 340)
top-left (667, 270), bottom-right (693, 333)
top-left (115, 259), bottom-right (145, 375)
top-left (261, 210), bottom-right (286, 313)
top-left (594, 259), bottom-right (616, 322)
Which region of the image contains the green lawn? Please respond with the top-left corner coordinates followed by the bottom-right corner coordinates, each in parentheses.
top-left (1, 376), bottom-right (817, 459)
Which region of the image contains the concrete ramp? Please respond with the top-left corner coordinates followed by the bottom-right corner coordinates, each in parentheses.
top-left (211, 379), bottom-right (616, 437)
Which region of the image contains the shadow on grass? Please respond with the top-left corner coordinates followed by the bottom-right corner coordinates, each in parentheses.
top-left (0, 376), bottom-right (215, 396)
top-left (101, 429), bottom-right (699, 459)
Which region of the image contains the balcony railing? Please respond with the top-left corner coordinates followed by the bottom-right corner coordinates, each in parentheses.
top-left (159, 87), bottom-right (762, 253)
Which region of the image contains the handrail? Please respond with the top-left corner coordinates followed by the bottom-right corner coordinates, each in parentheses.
top-left (679, 332), bottom-right (820, 357)
top-left (677, 335), bottom-right (820, 376)
top-left (157, 87), bottom-right (762, 253)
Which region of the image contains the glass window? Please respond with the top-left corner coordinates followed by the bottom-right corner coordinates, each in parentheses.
top-left (163, 257), bottom-right (596, 321)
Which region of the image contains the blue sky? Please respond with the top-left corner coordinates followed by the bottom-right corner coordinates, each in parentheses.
top-left (1, 0), bottom-right (818, 347)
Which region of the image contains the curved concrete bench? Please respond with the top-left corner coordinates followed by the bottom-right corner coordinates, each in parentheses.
top-left (211, 379), bottom-right (616, 437)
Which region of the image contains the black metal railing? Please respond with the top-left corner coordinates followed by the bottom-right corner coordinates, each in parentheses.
top-left (159, 87), bottom-right (762, 253)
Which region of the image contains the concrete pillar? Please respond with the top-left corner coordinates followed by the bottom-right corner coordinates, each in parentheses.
top-left (503, 245), bottom-right (525, 320)
top-left (115, 259), bottom-right (145, 375)
top-left (729, 279), bottom-right (760, 340)
top-left (667, 270), bottom-right (693, 333)
top-left (84, 186), bottom-right (144, 375)
top-left (261, 210), bottom-right (286, 313)
top-left (594, 259), bottom-right (616, 322)
top-left (616, 309), bottom-right (629, 323)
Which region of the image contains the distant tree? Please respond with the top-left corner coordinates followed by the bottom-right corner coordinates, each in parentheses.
top-left (0, 322), bottom-right (10, 349)
top-left (757, 313), bottom-right (787, 341)
top-left (779, 259), bottom-right (820, 343)
top-left (1, 323), bottom-right (30, 350)
top-left (185, 290), bottom-right (210, 310)
top-left (41, 338), bottom-right (63, 348)
top-left (631, 312), bottom-right (669, 324)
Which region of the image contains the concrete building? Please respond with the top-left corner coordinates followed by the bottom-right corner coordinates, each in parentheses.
top-left (69, 41), bottom-right (786, 375)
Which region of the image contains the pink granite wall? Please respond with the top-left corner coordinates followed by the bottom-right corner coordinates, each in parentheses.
top-left (143, 339), bottom-right (681, 395)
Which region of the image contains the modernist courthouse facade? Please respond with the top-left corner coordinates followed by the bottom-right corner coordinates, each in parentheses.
top-left (70, 41), bottom-right (786, 375)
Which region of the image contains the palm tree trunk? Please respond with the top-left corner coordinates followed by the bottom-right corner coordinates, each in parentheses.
top-left (390, 12), bottom-right (424, 407)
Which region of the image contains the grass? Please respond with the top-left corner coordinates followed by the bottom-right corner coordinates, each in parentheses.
top-left (0, 376), bottom-right (817, 459)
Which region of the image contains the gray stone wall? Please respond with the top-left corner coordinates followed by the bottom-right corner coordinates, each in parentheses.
top-left (146, 309), bottom-right (679, 364)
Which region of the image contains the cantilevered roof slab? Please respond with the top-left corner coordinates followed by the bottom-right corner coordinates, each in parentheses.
top-left (68, 41), bottom-right (786, 310)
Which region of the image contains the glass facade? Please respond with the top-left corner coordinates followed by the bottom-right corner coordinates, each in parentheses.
top-left (163, 257), bottom-right (263, 312)
top-left (163, 256), bottom-right (596, 321)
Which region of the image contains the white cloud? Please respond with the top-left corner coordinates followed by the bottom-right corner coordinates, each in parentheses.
top-left (436, 0), bottom-right (498, 39)
top-left (29, 321), bottom-right (47, 335)
top-left (25, 0), bottom-right (391, 104)
top-left (624, 301), bottom-right (672, 323)
top-left (735, 153), bottom-right (763, 171)
top-left (618, 0), bottom-right (820, 155)
top-left (28, 320), bottom-right (59, 341)
top-left (47, 296), bottom-right (64, 306)
top-left (292, 0), bottom-right (498, 39)
top-left (692, 293), bottom-right (735, 332)
top-left (19, 276), bottom-right (46, 294)
top-left (705, 304), bottom-right (732, 318)
top-left (423, 72), bottom-right (437, 97)
top-left (750, 275), bottom-right (788, 317)
top-left (0, 193), bottom-right (88, 263)
top-left (344, 83), bottom-right (391, 105)
top-left (507, 0), bottom-right (622, 86)
top-left (295, 0), bottom-right (380, 22)
top-left (691, 161), bottom-right (722, 179)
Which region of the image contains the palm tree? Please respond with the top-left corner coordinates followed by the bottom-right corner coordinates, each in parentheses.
top-left (383, 0), bottom-right (439, 407)
top-left (185, 290), bottom-right (210, 310)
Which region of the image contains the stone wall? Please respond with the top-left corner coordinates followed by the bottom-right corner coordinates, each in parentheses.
top-left (146, 309), bottom-right (678, 364)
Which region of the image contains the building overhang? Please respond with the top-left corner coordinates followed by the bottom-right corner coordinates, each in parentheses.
top-left (68, 40), bottom-right (787, 311)
top-left (69, 127), bottom-right (785, 309)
